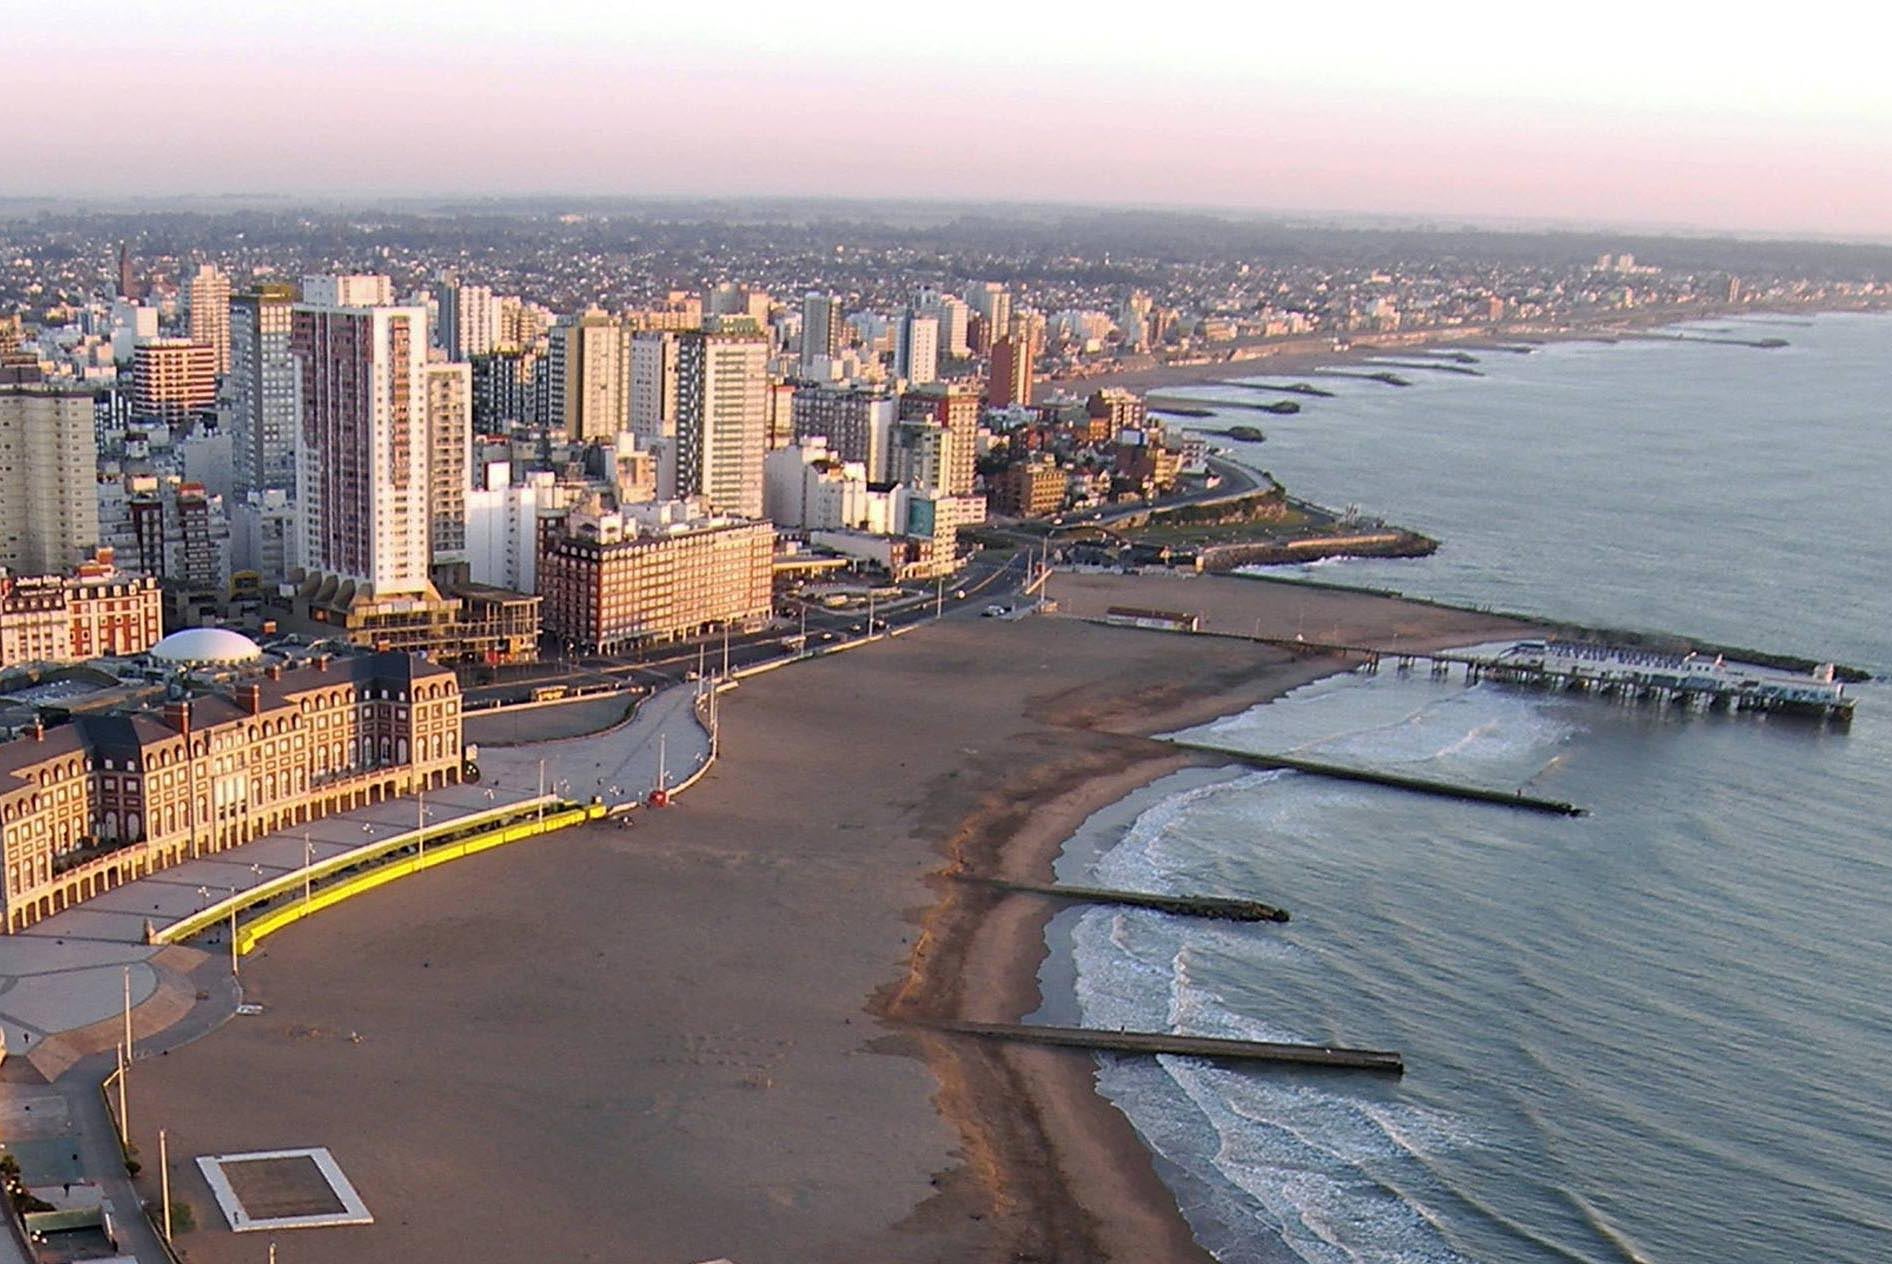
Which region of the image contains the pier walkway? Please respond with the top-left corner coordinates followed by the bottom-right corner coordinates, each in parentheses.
top-left (1248, 636), bottom-right (1854, 721)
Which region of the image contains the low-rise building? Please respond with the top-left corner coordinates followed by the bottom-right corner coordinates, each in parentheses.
top-left (0, 549), bottom-right (161, 669)
top-left (990, 458), bottom-right (1067, 518)
top-left (0, 651), bottom-right (463, 933)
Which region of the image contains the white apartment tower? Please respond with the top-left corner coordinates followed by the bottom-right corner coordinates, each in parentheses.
top-left (630, 329), bottom-right (680, 443)
top-left (676, 323), bottom-right (769, 519)
top-left (290, 304), bottom-right (433, 596)
top-left (895, 312), bottom-right (939, 385)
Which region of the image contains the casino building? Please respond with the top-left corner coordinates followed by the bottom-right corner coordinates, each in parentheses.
top-left (0, 649), bottom-right (463, 933)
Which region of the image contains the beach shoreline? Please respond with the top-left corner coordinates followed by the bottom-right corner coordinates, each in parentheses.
top-left (1034, 300), bottom-right (1866, 398)
top-left (881, 574), bottom-right (1542, 1262)
top-left (128, 576), bottom-right (1538, 1264)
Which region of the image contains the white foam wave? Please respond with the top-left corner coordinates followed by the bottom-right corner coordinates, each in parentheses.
top-left (1117, 1055), bottom-right (1481, 1264)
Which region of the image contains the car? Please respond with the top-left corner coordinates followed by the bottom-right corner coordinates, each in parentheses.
top-left (952, 589), bottom-right (966, 599)
top-left (983, 604), bottom-right (1007, 617)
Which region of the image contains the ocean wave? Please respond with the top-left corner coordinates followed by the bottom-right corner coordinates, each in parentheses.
top-left (1136, 1056), bottom-right (1482, 1264)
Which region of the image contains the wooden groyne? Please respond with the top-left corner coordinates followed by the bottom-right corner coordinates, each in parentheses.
top-left (932, 1019), bottom-right (1405, 1074)
top-left (1174, 740), bottom-right (1585, 816)
top-left (958, 875), bottom-right (1289, 923)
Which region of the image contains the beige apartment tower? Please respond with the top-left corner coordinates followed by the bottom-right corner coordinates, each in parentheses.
top-left (187, 263), bottom-right (233, 375)
top-left (0, 384), bottom-right (100, 574)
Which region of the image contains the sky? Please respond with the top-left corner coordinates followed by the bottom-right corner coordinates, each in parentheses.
top-left (8, 1), bottom-right (1890, 238)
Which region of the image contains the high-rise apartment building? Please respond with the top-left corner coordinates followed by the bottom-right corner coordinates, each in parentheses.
top-left (916, 290), bottom-right (970, 359)
top-left (1087, 387), bottom-right (1148, 438)
top-left (424, 362), bottom-right (473, 568)
top-left (968, 283), bottom-right (1012, 352)
top-left (130, 339), bottom-right (217, 426)
top-left (791, 384), bottom-right (895, 482)
top-left (300, 274), bottom-right (394, 307)
top-left (895, 312), bottom-right (939, 385)
top-left (988, 334), bottom-right (1032, 408)
top-left (800, 292), bottom-right (843, 373)
top-left (471, 350), bottom-right (536, 430)
top-left (229, 284), bottom-right (300, 497)
top-left (440, 283), bottom-right (500, 359)
top-left (187, 264), bottom-right (232, 375)
top-left (897, 382), bottom-right (980, 495)
top-left (291, 304), bottom-right (433, 597)
top-left (548, 310), bottom-right (630, 442)
top-left (0, 382), bottom-right (101, 574)
top-left (629, 329), bottom-right (680, 444)
top-left (676, 323), bottom-right (769, 519)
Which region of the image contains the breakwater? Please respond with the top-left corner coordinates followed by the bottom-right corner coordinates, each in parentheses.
top-left (1197, 531), bottom-right (1437, 572)
top-left (930, 1019), bottom-right (1405, 1073)
top-left (956, 874), bottom-right (1288, 923)
top-left (1171, 739), bottom-right (1585, 816)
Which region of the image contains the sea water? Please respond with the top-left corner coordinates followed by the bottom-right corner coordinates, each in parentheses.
top-left (1042, 313), bottom-right (1892, 1263)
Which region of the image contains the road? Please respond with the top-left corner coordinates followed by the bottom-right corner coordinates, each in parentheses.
top-left (460, 549), bottom-right (1039, 709)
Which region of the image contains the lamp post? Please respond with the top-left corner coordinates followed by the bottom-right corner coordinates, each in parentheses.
top-left (159, 1128), bottom-right (172, 1240)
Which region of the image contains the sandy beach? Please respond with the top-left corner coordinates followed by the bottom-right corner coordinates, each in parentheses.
top-left (131, 574), bottom-right (1534, 1264)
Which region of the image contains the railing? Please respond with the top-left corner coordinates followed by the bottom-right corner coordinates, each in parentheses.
top-left (149, 795), bottom-right (565, 947)
top-left (232, 803), bottom-right (600, 956)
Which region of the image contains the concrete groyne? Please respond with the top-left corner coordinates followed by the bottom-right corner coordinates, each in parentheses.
top-left (1174, 741), bottom-right (1585, 816)
top-left (931, 1019), bottom-right (1404, 1073)
top-left (959, 875), bottom-right (1288, 923)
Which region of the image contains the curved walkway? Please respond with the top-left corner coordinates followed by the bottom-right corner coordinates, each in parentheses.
top-left (0, 681), bottom-right (715, 1262)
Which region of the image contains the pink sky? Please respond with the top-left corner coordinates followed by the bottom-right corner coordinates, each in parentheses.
top-left (9, 6), bottom-right (1888, 238)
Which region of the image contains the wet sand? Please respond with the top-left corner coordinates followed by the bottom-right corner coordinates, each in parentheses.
top-left (132, 575), bottom-right (1534, 1264)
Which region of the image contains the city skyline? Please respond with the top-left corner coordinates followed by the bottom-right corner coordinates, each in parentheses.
top-left (7, 3), bottom-right (1889, 239)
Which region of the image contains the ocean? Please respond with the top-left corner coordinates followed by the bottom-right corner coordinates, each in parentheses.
top-left (1037, 313), bottom-right (1892, 1263)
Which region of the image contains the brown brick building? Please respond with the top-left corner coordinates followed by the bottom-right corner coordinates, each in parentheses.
top-left (538, 503), bottom-right (774, 653)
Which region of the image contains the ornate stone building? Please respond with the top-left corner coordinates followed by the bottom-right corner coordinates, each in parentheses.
top-left (0, 652), bottom-right (462, 932)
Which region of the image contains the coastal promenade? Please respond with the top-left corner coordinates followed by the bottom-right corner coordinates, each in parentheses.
top-left (0, 681), bottom-right (713, 1263)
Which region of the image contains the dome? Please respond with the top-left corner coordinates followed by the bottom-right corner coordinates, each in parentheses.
top-left (149, 627), bottom-right (265, 666)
